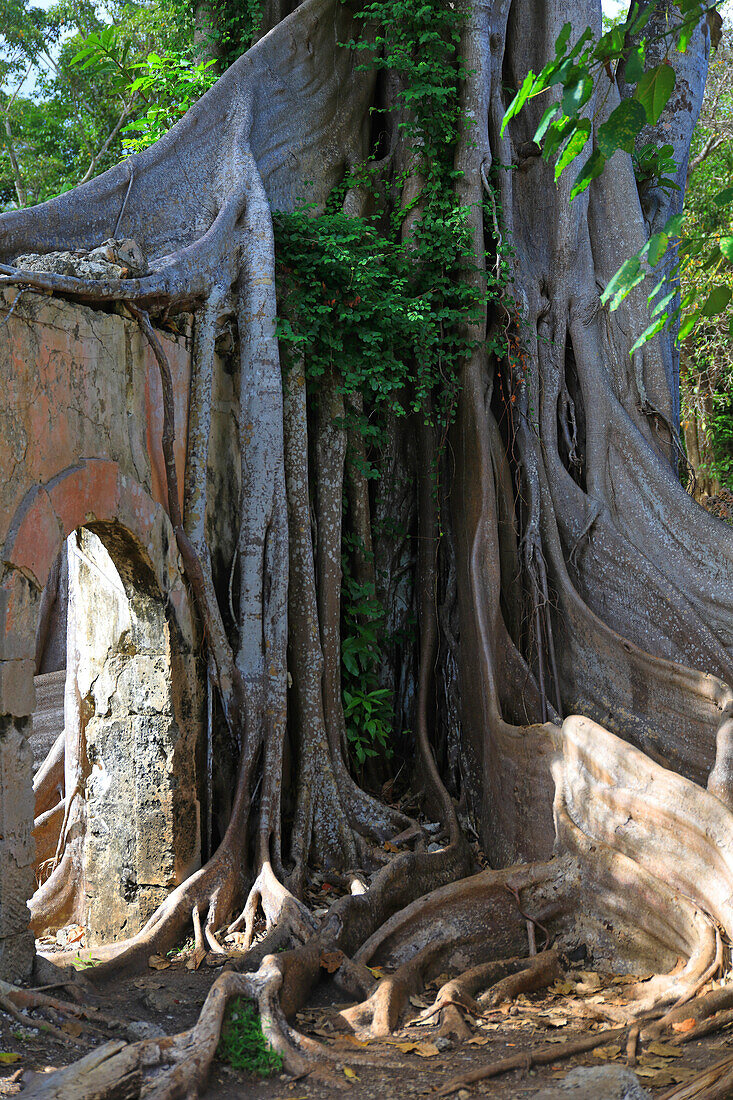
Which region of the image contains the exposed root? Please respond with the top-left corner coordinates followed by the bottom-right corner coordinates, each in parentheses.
top-left (478, 948), bottom-right (563, 1006)
top-left (626, 1024), bottom-right (640, 1066)
top-left (340, 941), bottom-right (445, 1038)
top-left (33, 730), bottom-right (65, 818)
top-left (419, 958), bottom-right (541, 1040)
top-left (436, 1025), bottom-right (628, 1096)
top-left (0, 989), bottom-right (86, 1047)
top-left (33, 800), bottom-right (64, 875)
top-left (227, 861), bottom-right (317, 950)
top-left (659, 1053), bottom-right (733, 1100)
top-left (643, 983), bottom-right (733, 1041)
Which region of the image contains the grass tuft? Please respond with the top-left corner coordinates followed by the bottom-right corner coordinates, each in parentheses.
top-left (217, 997), bottom-right (283, 1077)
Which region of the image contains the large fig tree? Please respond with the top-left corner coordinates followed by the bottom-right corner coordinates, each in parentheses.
top-left (5, 0), bottom-right (733, 1096)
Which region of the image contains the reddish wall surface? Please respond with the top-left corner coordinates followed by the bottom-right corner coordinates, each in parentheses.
top-left (0, 288), bottom-right (200, 976)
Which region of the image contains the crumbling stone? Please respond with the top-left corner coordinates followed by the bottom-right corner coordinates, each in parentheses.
top-left (13, 238), bottom-right (148, 280)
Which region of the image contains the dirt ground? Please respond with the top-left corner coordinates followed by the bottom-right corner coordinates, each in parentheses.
top-left (3, 942), bottom-right (733, 1099)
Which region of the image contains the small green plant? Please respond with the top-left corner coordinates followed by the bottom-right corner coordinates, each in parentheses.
top-left (340, 569), bottom-right (395, 768)
top-left (217, 997), bottom-right (283, 1077)
top-left (72, 951), bottom-right (98, 970)
top-left (121, 52), bottom-right (218, 153)
top-left (166, 935), bottom-right (195, 959)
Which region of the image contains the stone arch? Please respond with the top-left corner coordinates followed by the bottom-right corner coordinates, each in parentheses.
top-left (0, 460), bottom-right (203, 968)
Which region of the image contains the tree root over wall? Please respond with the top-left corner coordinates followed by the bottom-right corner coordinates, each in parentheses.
top-left (2, 0), bottom-right (733, 1097)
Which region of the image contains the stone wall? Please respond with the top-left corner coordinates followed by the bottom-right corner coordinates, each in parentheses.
top-left (0, 288), bottom-right (234, 974)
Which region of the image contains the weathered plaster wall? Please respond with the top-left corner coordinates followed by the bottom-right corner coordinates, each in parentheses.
top-left (0, 287), bottom-right (232, 974)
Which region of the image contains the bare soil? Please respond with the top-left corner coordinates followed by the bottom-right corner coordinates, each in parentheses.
top-left (3, 943), bottom-right (733, 1099)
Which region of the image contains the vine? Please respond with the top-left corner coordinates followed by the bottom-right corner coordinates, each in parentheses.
top-left (196, 0), bottom-right (265, 69)
top-left (274, 0), bottom-right (510, 767)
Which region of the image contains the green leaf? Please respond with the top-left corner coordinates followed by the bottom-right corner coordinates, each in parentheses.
top-left (664, 212), bottom-right (684, 237)
top-left (714, 186), bottom-right (733, 208)
top-left (701, 285), bottom-right (732, 317)
top-left (555, 22), bottom-right (572, 56)
top-left (625, 44), bottom-right (645, 84)
top-left (630, 315), bottom-right (668, 355)
top-left (647, 232), bottom-right (669, 267)
top-left (720, 238), bottom-right (733, 263)
top-left (679, 308), bottom-right (701, 340)
top-left (601, 255), bottom-right (642, 310)
top-left (562, 69), bottom-right (593, 117)
top-left (501, 71), bottom-right (535, 135)
top-left (650, 290), bottom-right (677, 318)
top-left (543, 115), bottom-right (575, 161)
top-left (534, 103), bottom-right (559, 144)
top-left (635, 63), bottom-right (676, 125)
top-left (597, 99), bottom-right (647, 158)
top-left (629, 3), bottom-right (655, 34)
top-left (570, 149), bottom-right (606, 199)
top-left (555, 120), bottom-right (591, 180)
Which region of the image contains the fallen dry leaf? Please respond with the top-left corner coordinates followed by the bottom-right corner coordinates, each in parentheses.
top-left (671, 1018), bottom-right (697, 1033)
top-left (414, 1042), bottom-right (440, 1057)
top-left (0, 1053), bottom-right (21, 1065)
top-left (367, 966), bottom-right (386, 979)
top-left (634, 1068), bottom-right (676, 1086)
top-left (331, 1036), bottom-right (369, 1050)
top-left (409, 995), bottom-right (431, 1009)
top-left (639, 1055), bottom-right (676, 1070)
top-left (575, 971), bottom-right (602, 991)
top-left (647, 1041), bottom-right (683, 1058)
top-left (343, 1066), bottom-right (358, 1080)
top-left (592, 1044), bottom-right (622, 1059)
top-left (467, 1037), bottom-right (490, 1046)
top-left (148, 955), bottom-right (171, 970)
top-left (61, 1020), bottom-right (83, 1038)
top-left (320, 951), bottom-right (344, 974)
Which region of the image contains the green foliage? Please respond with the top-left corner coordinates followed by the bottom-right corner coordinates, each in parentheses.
top-left (680, 42), bottom-right (733, 491)
top-left (217, 998), bottom-right (282, 1077)
top-left (0, 0), bottom-right (196, 208)
top-left (67, 22), bottom-right (217, 154)
top-left (341, 568), bottom-right (395, 767)
top-left (198, 0), bottom-right (264, 68)
top-left (275, 212), bottom-right (424, 428)
top-left (502, 0), bottom-right (732, 353)
top-left (120, 52), bottom-right (217, 152)
top-left (275, 0), bottom-right (508, 767)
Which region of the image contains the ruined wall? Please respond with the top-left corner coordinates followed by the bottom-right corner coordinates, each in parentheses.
top-left (0, 287), bottom-right (235, 975)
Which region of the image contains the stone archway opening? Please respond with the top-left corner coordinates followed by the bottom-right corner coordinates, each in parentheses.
top-left (31, 522), bottom-right (201, 949)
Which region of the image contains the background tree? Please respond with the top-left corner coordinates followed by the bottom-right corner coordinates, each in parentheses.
top-left (679, 17), bottom-right (733, 497)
